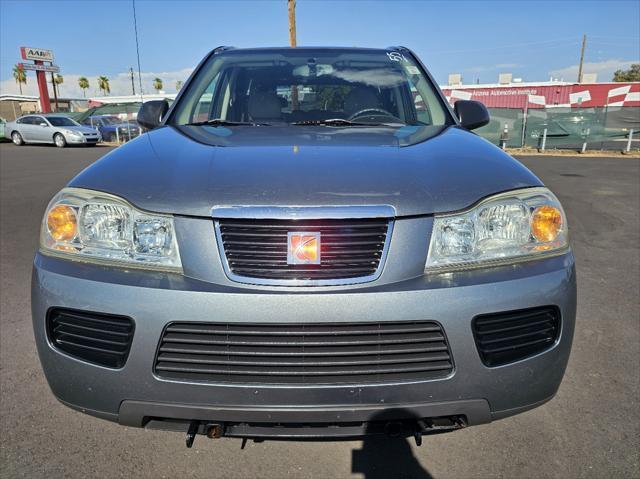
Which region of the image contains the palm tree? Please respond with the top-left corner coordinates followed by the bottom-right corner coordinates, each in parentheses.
top-left (175, 80), bottom-right (184, 91)
top-left (78, 77), bottom-right (89, 97)
top-left (98, 76), bottom-right (110, 96)
top-left (53, 74), bottom-right (64, 97)
top-left (12, 64), bottom-right (26, 95)
top-left (153, 77), bottom-right (163, 93)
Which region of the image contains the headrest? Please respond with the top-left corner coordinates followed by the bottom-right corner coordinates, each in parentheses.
top-left (344, 87), bottom-right (380, 116)
top-left (248, 91), bottom-right (282, 121)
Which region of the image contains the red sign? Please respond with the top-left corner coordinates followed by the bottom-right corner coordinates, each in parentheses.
top-left (442, 83), bottom-right (640, 109)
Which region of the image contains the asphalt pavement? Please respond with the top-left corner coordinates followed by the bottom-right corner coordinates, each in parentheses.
top-left (0, 142), bottom-right (638, 479)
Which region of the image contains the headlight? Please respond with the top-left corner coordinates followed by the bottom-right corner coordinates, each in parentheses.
top-left (40, 188), bottom-right (182, 272)
top-left (425, 187), bottom-right (568, 272)
top-left (66, 129), bottom-right (82, 137)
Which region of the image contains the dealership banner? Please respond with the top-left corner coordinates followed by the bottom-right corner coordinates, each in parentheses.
top-left (442, 83), bottom-right (640, 109)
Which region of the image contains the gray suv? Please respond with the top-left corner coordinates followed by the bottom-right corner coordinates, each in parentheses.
top-left (32, 46), bottom-right (575, 446)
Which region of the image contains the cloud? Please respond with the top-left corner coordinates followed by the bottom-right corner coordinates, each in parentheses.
top-left (549, 59), bottom-right (638, 82)
top-left (0, 67), bottom-right (194, 98)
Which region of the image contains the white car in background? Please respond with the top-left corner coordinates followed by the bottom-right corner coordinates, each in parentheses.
top-left (7, 114), bottom-right (101, 147)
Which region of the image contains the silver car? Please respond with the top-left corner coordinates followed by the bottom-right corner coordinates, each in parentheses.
top-left (32, 46), bottom-right (576, 446)
top-left (7, 114), bottom-right (101, 147)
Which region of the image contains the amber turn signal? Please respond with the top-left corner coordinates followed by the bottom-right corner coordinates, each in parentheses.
top-left (47, 205), bottom-right (77, 241)
top-left (531, 205), bottom-right (562, 242)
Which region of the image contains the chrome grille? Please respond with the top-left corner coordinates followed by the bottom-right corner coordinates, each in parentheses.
top-left (154, 321), bottom-right (453, 384)
top-left (215, 217), bottom-right (393, 285)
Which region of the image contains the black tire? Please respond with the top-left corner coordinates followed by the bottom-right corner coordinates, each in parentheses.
top-left (54, 133), bottom-right (67, 148)
top-left (11, 131), bottom-right (24, 146)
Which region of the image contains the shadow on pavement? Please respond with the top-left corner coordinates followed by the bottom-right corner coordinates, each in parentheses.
top-left (351, 409), bottom-right (433, 479)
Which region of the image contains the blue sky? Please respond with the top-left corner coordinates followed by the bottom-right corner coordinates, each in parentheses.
top-left (1, 0), bottom-right (638, 97)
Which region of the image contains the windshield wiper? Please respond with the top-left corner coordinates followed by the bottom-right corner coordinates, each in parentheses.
top-left (290, 118), bottom-right (384, 127)
top-left (185, 119), bottom-right (270, 127)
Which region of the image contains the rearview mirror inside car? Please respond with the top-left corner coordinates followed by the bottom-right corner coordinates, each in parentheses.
top-left (454, 100), bottom-right (490, 131)
top-left (137, 100), bottom-right (169, 131)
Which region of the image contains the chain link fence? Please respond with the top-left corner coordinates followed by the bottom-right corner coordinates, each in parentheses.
top-left (479, 106), bottom-right (639, 152)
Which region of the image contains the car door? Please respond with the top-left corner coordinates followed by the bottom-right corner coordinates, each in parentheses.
top-left (17, 116), bottom-right (37, 141)
top-left (31, 116), bottom-right (52, 142)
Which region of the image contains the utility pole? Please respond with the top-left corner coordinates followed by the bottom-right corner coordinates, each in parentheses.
top-left (288, 0), bottom-right (298, 110)
top-left (288, 0), bottom-right (296, 47)
top-left (577, 34), bottom-right (586, 83)
top-left (130, 67), bottom-right (136, 95)
top-left (50, 72), bottom-right (59, 111)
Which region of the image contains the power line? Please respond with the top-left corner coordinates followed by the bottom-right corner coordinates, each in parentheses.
top-left (132, 0), bottom-right (144, 102)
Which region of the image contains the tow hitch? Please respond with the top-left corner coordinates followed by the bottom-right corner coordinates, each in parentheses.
top-left (412, 416), bottom-right (467, 446)
top-left (185, 421), bottom-right (225, 448)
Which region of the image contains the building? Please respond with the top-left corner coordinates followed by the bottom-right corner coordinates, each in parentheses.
top-left (441, 81), bottom-right (640, 109)
top-left (0, 94), bottom-right (89, 121)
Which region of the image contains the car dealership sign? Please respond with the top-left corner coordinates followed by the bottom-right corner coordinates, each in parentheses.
top-left (20, 46), bottom-right (54, 62)
top-left (18, 46), bottom-right (56, 113)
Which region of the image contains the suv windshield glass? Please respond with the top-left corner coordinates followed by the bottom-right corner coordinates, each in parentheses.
top-left (170, 48), bottom-right (451, 127)
top-left (48, 117), bottom-right (78, 127)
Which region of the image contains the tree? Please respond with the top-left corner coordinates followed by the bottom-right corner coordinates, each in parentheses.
top-left (12, 64), bottom-right (26, 95)
top-left (176, 80), bottom-right (184, 91)
top-left (98, 76), bottom-right (110, 96)
top-left (153, 77), bottom-right (163, 93)
top-left (78, 77), bottom-right (90, 97)
top-left (54, 74), bottom-right (64, 97)
top-left (613, 64), bottom-right (640, 82)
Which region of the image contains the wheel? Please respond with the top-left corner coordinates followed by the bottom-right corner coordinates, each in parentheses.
top-left (11, 131), bottom-right (24, 146)
top-left (54, 133), bottom-right (67, 148)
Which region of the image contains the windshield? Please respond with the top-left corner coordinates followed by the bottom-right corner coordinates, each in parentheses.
top-left (100, 117), bottom-right (123, 125)
top-left (170, 48), bottom-right (451, 127)
top-left (48, 117), bottom-right (78, 127)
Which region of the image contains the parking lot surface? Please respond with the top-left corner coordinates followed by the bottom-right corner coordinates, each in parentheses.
top-left (1, 142), bottom-right (638, 479)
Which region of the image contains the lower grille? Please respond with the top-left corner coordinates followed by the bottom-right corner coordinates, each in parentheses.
top-left (47, 308), bottom-right (135, 368)
top-left (154, 321), bottom-right (453, 384)
top-left (216, 218), bottom-right (392, 284)
top-left (472, 306), bottom-right (560, 367)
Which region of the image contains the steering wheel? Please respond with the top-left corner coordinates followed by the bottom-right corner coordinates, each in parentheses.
top-left (348, 108), bottom-right (398, 121)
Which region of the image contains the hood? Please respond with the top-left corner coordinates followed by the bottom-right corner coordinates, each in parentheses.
top-left (69, 124), bottom-right (542, 218)
top-left (66, 125), bottom-right (98, 134)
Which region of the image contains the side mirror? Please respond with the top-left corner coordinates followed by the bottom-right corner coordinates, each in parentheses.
top-left (137, 100), bottom-right (169, 131)
top-left (454, 100), bottom-right (490, 130)
top-left (40, 122), bottom-right (48, 127)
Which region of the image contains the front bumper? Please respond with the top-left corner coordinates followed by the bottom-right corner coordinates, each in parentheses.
top-left (67, 135), bottom-right (100, 144)
top-left (32, 247), bottom-right (576, 438)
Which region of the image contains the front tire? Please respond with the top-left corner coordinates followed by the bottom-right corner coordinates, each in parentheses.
top-left (54, 133), bottom-right (67, 148)
top-left (11, 131), bottom-right (24, 146)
